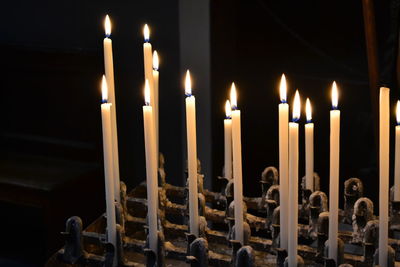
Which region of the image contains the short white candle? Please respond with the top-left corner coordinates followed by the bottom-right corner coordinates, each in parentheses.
top-left (379, 87), bottom-right (390, 267)
top-left (103, 15), bottom-right (121, 202)
top-left (143, 80), bottom-right (159, 253)
top-left (224, 100), bottom-right (232, 179)
top-left (278, 74), bottom-right (289, 250)
top-left (231, 83), bottom-right (244, 244)
top-left (328, 82), bottom-right (340, 262)
top-left (100, 76), bottom-right (117, 255)
top-left (305, 98), bottom-right (314, 190)
top-left (288, 90), bottom-right (300, 266)
top-left (185, 70), bottom-right (199, 236)
top-left (152, 51), bottom-right (160, 158)
top-left (394, 100), bottom-right (400, 201)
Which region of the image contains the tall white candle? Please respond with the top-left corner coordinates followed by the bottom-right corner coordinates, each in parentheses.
top-left (379, 87), bottom-right (390, 267)
top-left (328, 82), bottom-right (340, 262)
top-left (185, 70), bottom-right (199, 236)
top-left (395, 100), bottom-right (400, 201)
top-left (231, 83), bottom-right (244, 244)
top-left (143, 79), bottom-right (159, 253)
top-left (224, 100), bottom-right (232, 179)
top-left (103, 15), bottom-right (120, 202)
top-left (152, 51), bottom-right (159, 158)
top-left (305, 98), bottom-right (314, 190)
top-left (278, 74), bottom-right (289, 250)
top-left (100, 76), bottom-right (117, 257)
top-left (288, 90), bottom-right (300, 266)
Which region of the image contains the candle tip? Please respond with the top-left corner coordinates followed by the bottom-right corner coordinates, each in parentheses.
top-left (332, 81), bottom-right (338, 109)
top-left (280, 74), bottom-right (287, 103)
top-left (101, 75), bottom-right (108, 103)
top-left (153, 50), bottom-right (159, 70)
top-left (225, 100), bottom-right (232, 119)
top-left (293, 90), bottom-right (300, 122)
top-left (105, 15), bottom-right (111, 37)
top-left (144, 79), bottom-right (151, 105)
top-left (230, 82), bottom-right (237, 110)
top-left (306, 98), bottom-right (312, 123)
top-left (185, 70), bottom-right (192, 96)
top-left (143, 24), bottom-right (150, 42)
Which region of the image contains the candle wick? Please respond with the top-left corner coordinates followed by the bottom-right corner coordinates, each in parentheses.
top-left (281, 100), bottom-right (287, 104)
top-left (106, 34), bottom-right (111, 38)
top-left (102, 99), bottom-right (108, 104)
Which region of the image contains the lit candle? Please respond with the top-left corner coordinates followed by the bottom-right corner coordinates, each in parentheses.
top-left (288, 90), bottom-right (300, 266)
top-left (379, 87), bottom-right (390, 267)
top-left (224, 100), bottom-right (232, 179)
top-left (305, 98), bottom-right (314, 190)
top-left (103, 15), bottom-right (120, 202)
top-left (142, 79), bottom-right (159, 253)
top-left (328, 82), bottom-right (340, 262)
top-left (231, 83), bottom-right (244, 244)
top-left (100, 75), bottom-right (117, 255)
top-left (143, 25), bottom-right (156, 117)
top-left (152, 51), bottom-right (159, 157)
top-left (185, 70), bottom-right (199, 236)
top-left (395, 100), bottom-right (400, 201)
top-left (278, 74), bottom-right (289, 250)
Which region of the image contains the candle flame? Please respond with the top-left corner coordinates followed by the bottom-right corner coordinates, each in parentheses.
top-left (332, 81), bottom-right (338, 109)
top-left (185, 70), bottom-right (192, 96)
top-left (293, 90), bottom-right (300, 121)
top-left (153, 50), bottom-right (159, 70)
top-left (280, 74), bottom-right (287, 103)
top-left (144, 79), bottom-right (150, 105)
top-left (230, 82), bottom-right (237, 109)
top-left (105, 15), bottom-right (111, 37)
top-left (397, 100), bottom-right (400, 125)
top-left (225, 100), bottom-right (232, 118)
top-left (143, 24), bottom-right (150, 42)
top-left (101, 75), bottom-right (108, 102)
top-left (306, 98), bottom-right (312, 122)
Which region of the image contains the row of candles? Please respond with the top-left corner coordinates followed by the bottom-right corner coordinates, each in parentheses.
top-left (98, 15), bottom-right (398, 266)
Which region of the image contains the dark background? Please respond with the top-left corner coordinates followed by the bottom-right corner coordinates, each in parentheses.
top-left (0, 0), bottom-right (398, 266)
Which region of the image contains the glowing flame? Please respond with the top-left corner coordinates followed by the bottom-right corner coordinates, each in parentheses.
top-left (280, 74), bottom-right (287, 103)
top-left (185, 70), bottom-right (192, 96)
top-left (293, 90), bottom-right (300, 121)
top-left (101, 75), bottom-right (108, 102)
top-left (230, 83), bottom-right (237, 109)
top-left (153, 50), bottom-right (159, 70)
top-left (397, 100), bottom-right (400, 125)
top-left (306, 98), bottom-right (312, 122)
top-left (225, 100), bottom-right (232, 118)
top-left (105, 15), bottom-right (111, 37)
top-left (144, 79), bottom-right (150, 105)
top-left (332, 81), bottom-right (338, 109)
top-left (143, 24), bottom-right (150, 42)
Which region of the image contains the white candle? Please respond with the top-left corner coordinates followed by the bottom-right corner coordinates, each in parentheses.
top-left (395, 100), bottom-right (400, 201)
top-left (103, 15), bottom-right (120, 202)
top-left (278, 74), bottom-right (289, 250)
top-left (224, 100), bottom-right (232, 179)
top-left (305, 98), bottom-right (314, 190)
top-left (379, 87), bottom-right (390, 267)
top-left (185, 70), bottom-right (199, 236)
top-left (328, 82), bottom-right (340, 262)
top-left (288, 90), bottom-right (300, 266)
top-left (100, 76), bottom-right (117, 256)
top-left (231, 83), bottom-right (244, 244)
top-left (152, 51), bottom-right (159, 158)
top-left (142, 79), bottom-right (159, 253)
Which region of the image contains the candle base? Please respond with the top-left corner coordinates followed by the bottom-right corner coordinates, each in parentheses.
top-left (324, 238), bottom-right (344, 265)
top-left (374, 246), bottom-right (395, 267)
top-left (283, 255), bottom-right (304, 267)
top-left (144, 231), bottom-right (166, 267)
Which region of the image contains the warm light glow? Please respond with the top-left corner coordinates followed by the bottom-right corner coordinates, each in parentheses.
top-left (105, 15), bottom-right (111, 37)
top-left (225, 100), bottom-right (232, 119)
top-left (332, 81), bottom-right (338, 109)
top-left (153, 50), bottom-right (159, 70)
top-left (101, 75), bottom-right (108, 102)
top-left (144, 79), bottom-right (151, 106)
top-left (293, 90), bottom-right (301, 121)
top-left (230, 82), bottom-right (237, 109)
top-left (280, 74), bottom-right (287, 103)
top-left (143, 24), bottom-right (150, 42)
top-left (397, 100), bottom-right (400, 125)
top-left (185, 70), bottom-right (192, 96)
top-left (306, 98), bottom-right (312, 122)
